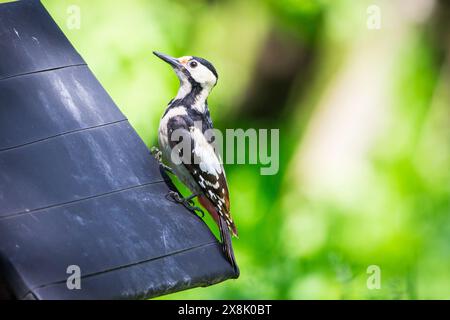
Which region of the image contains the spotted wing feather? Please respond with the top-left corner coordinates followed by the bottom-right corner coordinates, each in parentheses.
top-left (167, 115), bottom-right (237, 235)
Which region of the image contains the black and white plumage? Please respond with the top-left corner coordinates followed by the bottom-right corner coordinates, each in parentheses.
top-left (154, 52), bottom-right (238, 272)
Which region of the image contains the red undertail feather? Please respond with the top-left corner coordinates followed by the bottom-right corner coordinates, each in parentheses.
top-left (198, 195), bottom-right (239, 274)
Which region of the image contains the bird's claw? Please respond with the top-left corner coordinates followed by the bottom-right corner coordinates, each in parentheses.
top-left (192, 206), bottom-right (206, 218)
top-left (151, 146), bottom-right (174, 174)
top-left (151, 146), bottom-right (163, 162)
top-left (166, 191), bottom-right (182, 203)
top-left (166, 191), bottom-right (205, 218)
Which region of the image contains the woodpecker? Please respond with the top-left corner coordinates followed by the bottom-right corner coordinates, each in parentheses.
top-left (153, 52), bottom-right (239, 273)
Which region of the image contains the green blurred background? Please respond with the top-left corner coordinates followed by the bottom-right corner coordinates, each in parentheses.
top-left (7, 0), bottom-right (449, 299)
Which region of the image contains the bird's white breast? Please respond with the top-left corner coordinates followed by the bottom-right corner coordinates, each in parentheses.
top-left (158, 106), bottom-right (201, 193)
top-left (158, 106), bottom-right (187, 156)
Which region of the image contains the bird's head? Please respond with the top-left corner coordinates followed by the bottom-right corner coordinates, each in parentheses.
top-left (153, 52), bottom-right (218, 91)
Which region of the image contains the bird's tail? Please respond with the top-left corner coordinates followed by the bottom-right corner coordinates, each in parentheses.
top-left (218, 215), bottom-right (240, 277)
top-left (198, 195), bottom-right (239, 277)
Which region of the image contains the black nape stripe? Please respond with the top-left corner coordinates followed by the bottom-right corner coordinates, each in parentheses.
top-left (165, 81), bottom-right (204, 115)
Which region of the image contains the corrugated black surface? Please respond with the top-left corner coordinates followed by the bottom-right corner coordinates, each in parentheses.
top-left (0, 66), bottom-right (126, 151)
top-left (31, 243), bottom-right (230, 300)
top-left (0, 0), bottom-right (85, 80)
top-left (0, 0), bottom-right (237, 300)
top-left (0, 121), bottom-right (161, 217)
top-left (0, 183), bottom-right (230, 299)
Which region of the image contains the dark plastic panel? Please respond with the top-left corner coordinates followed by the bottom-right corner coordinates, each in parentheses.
top-left (0, 183), bottom-right (229, 299)
top-left (0, 66), bottom-right (126, 151)
top-left (0, 0), bottom-right (238, 300)
top-left (0, 121), bottom-right (161, 217)
top-left (31, 243), bottom-right (234, 300)
top-left (0, 0), bottom-right (85, 80)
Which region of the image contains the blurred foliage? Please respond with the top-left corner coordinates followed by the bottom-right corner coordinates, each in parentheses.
top-left (2, 0), bottom-right (447, 299)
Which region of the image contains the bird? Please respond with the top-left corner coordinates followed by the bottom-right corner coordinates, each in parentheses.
top-left (152, 51), bottom-right (239, 274)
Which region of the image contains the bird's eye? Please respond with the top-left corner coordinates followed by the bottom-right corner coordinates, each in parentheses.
top-left (189, 61), bottom-right (198, 68)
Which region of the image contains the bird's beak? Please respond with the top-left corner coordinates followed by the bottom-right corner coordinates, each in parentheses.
top-left (153, 51), bottom-right (182, 69)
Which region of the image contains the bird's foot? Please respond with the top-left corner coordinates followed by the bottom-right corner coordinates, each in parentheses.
top-left (151, 146), bottom-right (162, 162)
top-left (166, 191), bottom-right (205, 218)
top-left (151, 146), bottom-right (174, 174)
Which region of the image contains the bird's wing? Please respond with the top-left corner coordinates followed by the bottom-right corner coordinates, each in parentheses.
top-left (167, 115), bottom-right (237, 235)
top-left (167, 114), bottom-right (239, 271)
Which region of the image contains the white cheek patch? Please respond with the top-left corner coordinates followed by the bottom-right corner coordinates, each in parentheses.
top-left (191, 65), bottom-right (216, 86)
